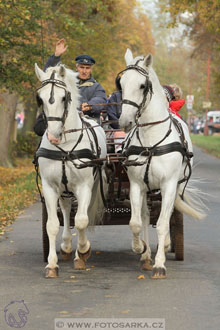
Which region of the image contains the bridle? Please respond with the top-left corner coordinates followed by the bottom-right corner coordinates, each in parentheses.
top-left (116, 59), bottom-right (153, 121)
top-left (36, 70), bottom-right (72, 125)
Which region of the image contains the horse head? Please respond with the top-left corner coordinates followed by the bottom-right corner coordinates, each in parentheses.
top-left (35, 64), bottom-right (78, 145)
top-left (118, 49), bottom-right (155, 132)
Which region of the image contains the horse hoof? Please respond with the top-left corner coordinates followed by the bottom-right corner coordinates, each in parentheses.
top-left (74, 258), bottom-right (86, 270)
top-left (60, 248), bottom-right (72, 261)
top-left (77, 246), bottom-right (91, 261)
top-left (142, 260), bottom-right (153, 271)
top-left (45, 267), bottom-right (59, 278)
top-left (151, 267), bottom-right (166, 279)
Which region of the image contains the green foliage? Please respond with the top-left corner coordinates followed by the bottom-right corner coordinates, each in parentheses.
top-left (191, 135), bottom-right (220, 158)
top-left (0, 0), bottom-right (46, 93)
top-left (0, 0), bottom-right (154, 96)
top-left (11, 131), bottom-right (40, 158)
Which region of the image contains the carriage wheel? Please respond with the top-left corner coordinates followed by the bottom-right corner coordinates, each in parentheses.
top-left (172, 209), bottom-right (184, 261)
top-left (42, 202), bottom-right (49, 262)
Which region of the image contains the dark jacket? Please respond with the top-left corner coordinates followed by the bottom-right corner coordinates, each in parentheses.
top-left (34, 54), bottom-right (107, 135)
top-left (107, 91), bottom-right (122, 129)
top-left (44, 54), bottom-right (107, 117)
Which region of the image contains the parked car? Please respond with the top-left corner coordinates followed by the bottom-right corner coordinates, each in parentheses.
top-left (206, 110), bottom-right (220, 135)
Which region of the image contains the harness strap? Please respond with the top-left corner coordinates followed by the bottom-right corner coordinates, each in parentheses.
top-left (33, 159), bottom-right (45, 203)
top-left (61, 159), bottom-right (74, 197)
top-left (35, 147), bottom-right (97, 161)
top-left (121, 99), bottom-right (140, 109)
top-left (123, 142), bottom-right (193, 196)
top-left (81, 118), bottom-right (101, 157)
top-left (143, 155), bottom-right (152, 191)
top-left (124, 142), bottom-right (192, 158)
top-left (137, 115), bottom-right (170, 127)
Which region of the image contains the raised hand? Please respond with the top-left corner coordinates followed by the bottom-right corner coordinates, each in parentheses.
top-left (54, 38), bottom-right (68, 57)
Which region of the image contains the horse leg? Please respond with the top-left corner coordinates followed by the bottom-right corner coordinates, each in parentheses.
top-left (129, 182), bottom-right (146, 255)
top-left (43, 187), bottom-right (60, 278)
top-left (141, 196), bottom-right (152, 271)
top-left (152, 185), bottom-right (177, 279)
top-left (164, 232), bottom-right (171, 253)
top-left (59, 198), bottom-right (73, 260)
top-left (73, 185), bottom-right (92, 270)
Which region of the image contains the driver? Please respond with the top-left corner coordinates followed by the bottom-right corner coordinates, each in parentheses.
top-left (34, 39), bottom-right (107, 136)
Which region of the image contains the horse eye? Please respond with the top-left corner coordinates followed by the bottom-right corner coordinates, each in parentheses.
top-left (62, 96), bottom-right (66, 102)
top-left (140, 84), bottom-right (145, 89)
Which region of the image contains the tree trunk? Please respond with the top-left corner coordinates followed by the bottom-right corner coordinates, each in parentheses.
top-left (0, 91), bottom-right (18, 167)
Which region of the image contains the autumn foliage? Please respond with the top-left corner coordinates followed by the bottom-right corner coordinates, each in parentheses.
top-left (0, 158), bottom-right (38, 234)
top-left (163, 0), bottom-right (220, 98)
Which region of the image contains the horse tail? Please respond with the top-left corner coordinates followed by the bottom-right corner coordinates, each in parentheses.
top-left (174, 182), bottom-right (207, 220)
top-left (88, 168), bottom-right (108, 227)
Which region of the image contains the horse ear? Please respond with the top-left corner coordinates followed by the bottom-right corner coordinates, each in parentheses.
top-left (144, 54), bottom-right (153, 67)
top-left (59, 65), bottom-right (66, 78)
top-left (125, 48), bottom-right (133, 65)
top-left (35, 63), bottom-right (45, 81)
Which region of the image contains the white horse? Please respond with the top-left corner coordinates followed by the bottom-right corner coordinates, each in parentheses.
top-left (118, 49), bottom-right (205, 279)
top-left (35, 64), bottom-right (107, 278)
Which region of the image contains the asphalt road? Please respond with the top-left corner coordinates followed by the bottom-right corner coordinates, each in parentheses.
top-left (0, 146), bottom-right (220, 330)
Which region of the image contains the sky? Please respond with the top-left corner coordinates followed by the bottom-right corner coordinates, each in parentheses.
top-left (138, 0), bottom-right (189, 48)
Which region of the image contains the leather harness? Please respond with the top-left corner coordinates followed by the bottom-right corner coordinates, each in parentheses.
top-left (117, 61), bottom-right (193, 199)
top-left (34, 72), bottom-right (106, 204)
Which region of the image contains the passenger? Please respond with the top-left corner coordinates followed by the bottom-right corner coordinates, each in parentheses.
top-left (163, 84), bottom-right (185, 119)
top-left (106, 89), bottom-right (125, 153)
top-left (34, 38), bottom-right (107, 136)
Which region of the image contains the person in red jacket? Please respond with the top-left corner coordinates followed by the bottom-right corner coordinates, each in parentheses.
top-left (163, 84), bottom-right (185, 119)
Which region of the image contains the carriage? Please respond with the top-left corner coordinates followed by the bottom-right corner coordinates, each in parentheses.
top-left (35, 51), bottom-right (204, 279)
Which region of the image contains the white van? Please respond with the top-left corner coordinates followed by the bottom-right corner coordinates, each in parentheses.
top-left (207, 110), bottom-right (220, 135)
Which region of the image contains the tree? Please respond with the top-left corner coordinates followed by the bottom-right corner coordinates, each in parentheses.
top-left (0, 91), bottom-right (18, 167)
top-left (0, 0), bottom-right (154, 166)
top-left (0, 0), bottom-right (55, 166)
top-left (161, 0), bottom-right (220, 105)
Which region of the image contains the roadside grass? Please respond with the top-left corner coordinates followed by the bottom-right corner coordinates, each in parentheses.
top-left (191, 135), bottom-right (220, 158)
top-left (0, 158), bottom-right (39, 235)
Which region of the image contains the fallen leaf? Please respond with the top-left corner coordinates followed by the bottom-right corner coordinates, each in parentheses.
top-left (6, 228), bottom-right (13, 232)
top-left (8, 251), bottom-right (16, 256)
top-left (120, 309), bottom-right (131, 314)
top-left (137, 275), bottom-right (145, 279)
